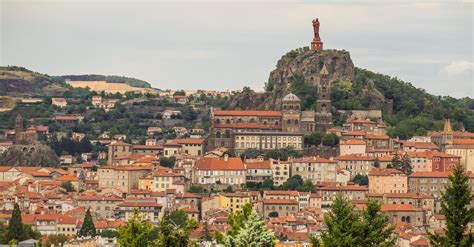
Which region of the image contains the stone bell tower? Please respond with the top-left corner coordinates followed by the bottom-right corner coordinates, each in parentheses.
top-left (315, 64), bottom-right (333, 133)
top-left (311, 18), bottom-right (323, 51)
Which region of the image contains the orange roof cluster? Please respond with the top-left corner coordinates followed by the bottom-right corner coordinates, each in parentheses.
top-left (369, 168), bottom-right (405, 176)
top-left (195, 157), bottom-right (245, 171)
top-left (213, 110), bottom-right (281, 117)
top-left (264, 190), bottom-right (300, 196)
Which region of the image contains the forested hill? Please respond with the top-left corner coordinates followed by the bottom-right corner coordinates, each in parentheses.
top-left (226, 48), bottom-right (474, 139)
top-left (56, 74), bottom-right (152, 88)
top-left (351, 68), bottom-right (474, 138)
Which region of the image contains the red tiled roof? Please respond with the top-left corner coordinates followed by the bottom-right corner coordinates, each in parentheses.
top-left (364, 134), bottom-right (390, 140)
top-left (292, 156), bottom-right (336, 163)
top-left (133, 145), bottom-right (163, 149)
top-left (195, 157), bottom-right (245, 170)
top-left (77, 195), bottom-right (124, 201)
top-left (402, 141), bottom-right (439, 150)
top-left (246, 161), bottom-right (271, 169)
top-left (118, 201), bottom-right (162, 207)
top-left (381, 204), bottom-right (416, 211)
top-left (264, 190), bottom-right (299, 196)
top-left (342, 131), bottom-right (366, 136)
top-left (214, 123), bottom-right (281, 130)
top-left (340, 140), bottom-right (366, 145)
top-left (57, 175), bottom-right (78, 181)
top-left (318, 185), bottom-right (368, 191)
top-left (335, 154), bottom-right (375, 161)
top-left (109, 141), bottom-right (132, 146)
top-left (350, 119), bottom-right (376, 124)
top-left (168, 138), bottom-right (205, 145)
top-left (213, 110), bottom-right (281, 117)
top-left (369, 168), bottom-right (405, 176)
top-left (263, 199), bottom-right (298, 205)
top-left (453, 139), bottom-right (474, 145)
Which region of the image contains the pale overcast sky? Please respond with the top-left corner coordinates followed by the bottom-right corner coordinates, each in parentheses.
top-left (1, 1), bottom-right (473, 97)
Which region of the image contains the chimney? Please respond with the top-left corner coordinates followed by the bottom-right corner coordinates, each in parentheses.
top-left (224, 154), bottom-right (229, 161)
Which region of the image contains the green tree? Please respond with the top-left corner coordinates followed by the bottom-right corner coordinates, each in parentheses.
top-left (429, 165), bottom-right (474, 246)
top-left (400, 154), bottom-right (413, 175)
top-left (320, 195), bottom-right (359, 246)
top-left (322, 133), bottom-right (339, 147)
top-left (230, 211), bottom-right (277, 247)
top-left (307, 132), bottom-right (322, 146)
top-left (100, 229), bottom-right (119, 238)
top-left (167, 210), bottom-right (188, 228)
top-left (281, 175), bottom-right (304, 190)
top-left (78, 208), bottom-right (96, 237)
top-left (388, 154), bottom-right (401, 170)
top-left (357, 199), bottom-right (396, 246)
top-left (352, 174), bottom-right (369, 186)
top-left (117, 209), bottom-right (157, 247)
top-left (7, 203), bottom-right (25, 242)
top-left (46, 234), bottom-right (68, 246)
top-left (154, 212), bottom-right (198, 247)
top-left (268, 212), bottom-right (279, 218)
top-left (61, 181), bottom-right (75, 192)
top-left (217, 204), bottom-right (276, 246)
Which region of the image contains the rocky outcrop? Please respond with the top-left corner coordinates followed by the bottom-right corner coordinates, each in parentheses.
top-left (264, 48), bottom-right (355, 110)
top-left (0, 143), bottom-right (59, 167)
top-left (227, 48), bottom-right (356, 110)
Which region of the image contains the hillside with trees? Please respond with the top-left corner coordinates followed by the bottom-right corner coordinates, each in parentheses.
top-left (57, 74), bottom-right (152, 88)
top-left (0, 66), bottom-right (70, 96)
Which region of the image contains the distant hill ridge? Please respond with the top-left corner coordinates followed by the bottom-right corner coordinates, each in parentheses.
top-left (57, 74), bottom-right (152, 88)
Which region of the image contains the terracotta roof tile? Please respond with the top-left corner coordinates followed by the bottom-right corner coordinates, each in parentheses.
top-left (213, 110), bottom-right (281, 117)
top-left (195, 157), bottom-right (245, 170)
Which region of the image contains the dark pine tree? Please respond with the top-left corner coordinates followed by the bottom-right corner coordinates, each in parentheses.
top-left (78, 208), bottom-right (96, 237)
top-left (7, 203), bottom-right (25, 242)
top-left (429, 165), bottom-right (474, 246)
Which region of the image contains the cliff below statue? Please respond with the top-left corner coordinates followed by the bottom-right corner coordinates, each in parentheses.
top-left (227, 48), bottom-right (356, 110)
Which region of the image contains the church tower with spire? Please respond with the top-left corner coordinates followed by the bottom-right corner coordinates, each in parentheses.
top-left (315, 64), bottom-right (333, 133)
top-left (311, 18), bottom-right (323, 51)
top-left (441, 119), bottom-right (454, 150)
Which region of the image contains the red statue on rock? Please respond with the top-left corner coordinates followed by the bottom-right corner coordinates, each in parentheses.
top-left (311, 18), bottom-right (323, 51)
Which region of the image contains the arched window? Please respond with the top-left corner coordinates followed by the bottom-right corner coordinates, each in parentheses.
top-left (287, 119), bottom-right (291, 124)
top-left (263, 121), bottom-right (267, 125)
top-left (401, 216), bottom-right (406, 222)
top-left (406, 216), bottom-right (411, 223)
top-left (275, 121), bottom-right (279, 126)
top-left (226, 119), bottom-right (230, 124)
top-left (215, 119), bottom-right (221, 124)
top-left (216, 131), bottom-right (221, 138)
top-left (249, 118), bottom-right (255, 123)
top-left (225, 130), bottom-right (231, 138)
top-left (237, 118), bottom-right (243, 123)
top-left (295, 119), bottom-right (299, 124)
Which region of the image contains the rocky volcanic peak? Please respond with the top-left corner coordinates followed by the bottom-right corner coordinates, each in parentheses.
top-left (264, 48), bottom-right (355, 110)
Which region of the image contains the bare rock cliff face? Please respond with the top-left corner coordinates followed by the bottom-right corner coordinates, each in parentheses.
top-left (264, 48), bottom-right (355, 110)
top-left (0, 144), bottom-right (59, 167)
